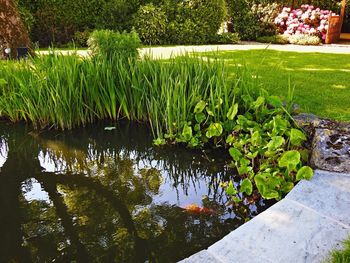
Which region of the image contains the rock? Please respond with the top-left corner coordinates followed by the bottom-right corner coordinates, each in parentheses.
top-left (311, 128), bottom-right (350, 173)
top-left (293, 113), bottom-right (322, 127)
top-left (0, 0), bottom-right (32, 59)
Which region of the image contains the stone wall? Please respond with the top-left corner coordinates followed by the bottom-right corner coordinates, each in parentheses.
top-left (0, 0), bottom-right (31, 59)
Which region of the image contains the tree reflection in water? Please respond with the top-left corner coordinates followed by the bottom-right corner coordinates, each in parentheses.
top-left (0, 121), bottom-right (273, 262)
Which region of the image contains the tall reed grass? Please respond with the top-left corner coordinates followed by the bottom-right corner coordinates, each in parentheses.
top-left (0, 51), bottom-right (257, 137)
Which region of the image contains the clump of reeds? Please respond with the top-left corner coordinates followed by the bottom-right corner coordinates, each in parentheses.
top-left (0, 30), bottom-right (255, 138)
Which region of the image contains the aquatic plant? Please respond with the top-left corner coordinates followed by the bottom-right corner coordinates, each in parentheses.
top-left (0, 50), bottom-right (313, 201)
top-left (0, 53), bottom-right (226, 133)
top-left (158, 77), bottom-right (313, 201)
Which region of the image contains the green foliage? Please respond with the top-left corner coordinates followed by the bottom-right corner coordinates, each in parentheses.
top-left (212, 33), bottom-right (240, 44)
top-left (19, 0), bottom-right (228, 46)
top-left (18, 0), bottom-right (140, 46)
top-left (0, 49), bottom-right (312, 201)
top-left (16, 1), bottom-right (35, 32)
top-left (87, 30), bottom-right (141, 59)
top-left (240, 178), bottom-right (253, 195)
top-left (251, 3), bottom-right (280, 37)
top-left (227, 0), bottom-right (261, 40)
top-left (134, 4), bottom-right (167, 45)
top-left (227, 1), bottom-right (281, 40)
top-left (256, 35), bottom-right (289, 44)
top-left (73, 29), bottom-right (92, 47)
top-left (330, 236), bottom-right (350, 263)
top-left (0, 52), bottom-right (226, 132)
top-left (206, 123), bottom-right (223, 138)
top-left (152, 0), bottom-right (228, 45)
top-left (158, 74), bottom-right (313, 200)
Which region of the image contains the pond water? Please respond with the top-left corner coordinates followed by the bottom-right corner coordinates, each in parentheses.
top-left (0, 121), bottom-right (273, 263)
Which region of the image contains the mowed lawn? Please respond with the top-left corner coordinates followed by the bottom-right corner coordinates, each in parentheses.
top-left (201, 50), bottom-right (350, 121)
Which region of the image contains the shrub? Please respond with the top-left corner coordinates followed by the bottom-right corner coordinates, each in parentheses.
top-left (288, 34), bottom-right (321, 45)
top-left (274, 5), bottom-right (335, 42)
top-left (160, 0), bottom-right (228, 45)
top-left (256, 35), bottom-right (289, 44)
top-left (251, 3), bottom-right (281, 36)
top-left (228, 0), bottom-right (261, 40)
top-left (87, 30), bottom-right (141, 59)
top-left (73, 29), bottom-right (91, 47)
top-left (134, 4), bottom-right (167, 45)
top-left (17, 3), bottom-right (35, 32)
top-left (19, 0), bottom-right (140, 47)
top-left (212, 33), bottom-right (240, 44)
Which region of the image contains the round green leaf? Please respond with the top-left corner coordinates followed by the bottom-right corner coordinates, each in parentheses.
top-left (182, 124), bottom-right (193, 141)
top-left (290, 128), bottom-right (307, 146)
top-left (206, 122), bottom-right (223, 138)
top-left (226, 180), bottom-right (237, 195)
top-left (194, 100), bottom-right (206, 114)
top-left (227, 103), bottom-right (238, 120)
top-left (296, 166), bottom-right (313, 181)
top-left (278, 150), bottom-right (301, 169)
top-left (253, 96), bottom-right (265, 109)
top-left (195, 112), bottom-right (206, 123)
top-left (267, 136), bottom-right (285, 151)
top-left (229, 147), bottom-right (242, 162)
top-left (240, 178), bottom-right (253, 195)
top-left (268, 96), bottom-right (283, 108)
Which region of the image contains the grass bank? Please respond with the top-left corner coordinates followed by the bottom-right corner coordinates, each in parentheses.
top-left (199, 49), bottom-right (350, 121)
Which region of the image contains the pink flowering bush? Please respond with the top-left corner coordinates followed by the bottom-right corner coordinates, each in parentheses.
top-left (274, 4), bottom-right (336, 42)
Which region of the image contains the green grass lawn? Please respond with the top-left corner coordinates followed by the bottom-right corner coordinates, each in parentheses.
top-left (200, 50), bottom-right (350, 121)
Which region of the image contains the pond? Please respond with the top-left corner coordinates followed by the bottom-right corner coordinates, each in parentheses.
top-left (0, 121), bottom-right (274, 262)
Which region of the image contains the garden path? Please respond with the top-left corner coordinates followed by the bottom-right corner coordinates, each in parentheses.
top-left (37, 41), bottom-right (350, 58)
top-left (140, 41), bottom-right (350, 59)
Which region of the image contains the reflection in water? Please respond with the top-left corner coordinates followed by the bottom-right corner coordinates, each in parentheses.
top-left (0, 121), bottom-right (273, 262)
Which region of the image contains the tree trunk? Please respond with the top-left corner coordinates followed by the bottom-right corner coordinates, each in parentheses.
top-left (0, 0), bottom-right (31, 59)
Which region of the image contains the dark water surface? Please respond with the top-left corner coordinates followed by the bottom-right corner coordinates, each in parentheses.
top-left (0, 121), bottom-right (273, 263)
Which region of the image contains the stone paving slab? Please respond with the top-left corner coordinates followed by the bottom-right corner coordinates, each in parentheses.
top-left (179, 170), bottom-right (350, 263)
top-left (286, 171), bottom-right (350, 227)
top-left (180, 250), bottom-right (223, 263)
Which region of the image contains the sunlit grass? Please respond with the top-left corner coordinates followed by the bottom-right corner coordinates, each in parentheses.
top-left (199, 50), bottom-right (350, 121)
top-left (330, 236), bottom-right (350, 263)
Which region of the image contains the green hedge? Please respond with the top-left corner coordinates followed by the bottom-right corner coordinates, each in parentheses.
top-left (18, 0), bottom-right (140, 47)
top-left (18, 0), bottom-right (228, 46)
top-left (134, 4), bottom-right (167, 45)
top-left (135, 0), bottom-right (228, 45)
top-left (18, 0), bottom-right (344, 46)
